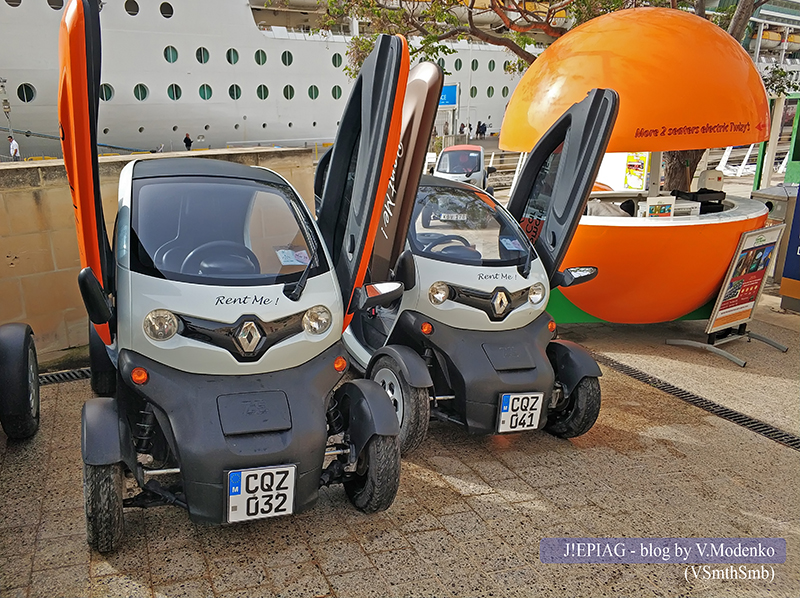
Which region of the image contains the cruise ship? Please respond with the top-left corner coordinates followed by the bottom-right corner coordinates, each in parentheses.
top-left (0, 0), bottom-right (543, 158)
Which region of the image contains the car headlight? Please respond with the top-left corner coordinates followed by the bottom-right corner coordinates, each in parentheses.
top-left (143, 309), bottom-right (179, 341)
top-left (303, 305), bottom-right (332, 335)
top-left (528, 282), bottom-right (547, 305)
top-left (428, 281), bottom-right (450, 305)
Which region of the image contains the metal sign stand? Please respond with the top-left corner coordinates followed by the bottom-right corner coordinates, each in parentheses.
top-left (666, 224), bottom-right (787, 367)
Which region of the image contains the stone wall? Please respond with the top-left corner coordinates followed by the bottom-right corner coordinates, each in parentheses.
top-left (0, 147), bottom-right (315, 355)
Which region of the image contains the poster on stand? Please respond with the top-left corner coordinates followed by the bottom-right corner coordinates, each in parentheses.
top-left (706, 224), bottom-right (786, 334)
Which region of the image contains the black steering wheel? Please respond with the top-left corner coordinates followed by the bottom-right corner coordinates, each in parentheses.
top-left (180, 241), bottom-right (260, 275)
top-left (423, 234), bottom-right (471, 252)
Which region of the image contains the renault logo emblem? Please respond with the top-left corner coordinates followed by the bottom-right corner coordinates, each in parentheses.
top-left (491, 290), bottom-right (510, 317)
top-left (234, 321), bottom-right (262, 354)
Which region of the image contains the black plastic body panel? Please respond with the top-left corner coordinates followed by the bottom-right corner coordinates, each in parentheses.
top-left (334, 379), bottom-right (400, 457)
top-left (388, 311), bottom-right (556, 435)
top-left (367, 344), bottom-right (433, 389)
top-left (114, 343), bottom-right (347, 524)
top-left (546, 339), bottom-right (602, 397)
top-left (217, 391), bottom-right (292, 435)
top-left (506, 89), bottom-right (619, 280)
top-left (81, 397), bottom-right (138, 476)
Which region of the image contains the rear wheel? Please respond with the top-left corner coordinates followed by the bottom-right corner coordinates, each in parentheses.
top-left (545, 377), bottom-right (601, 438)
top-left (344, 435), bottom-right (400, 513)
top-left (371, 356), bottom-right (429, 455)
top-left (0, 324), bottom-right (40, 440)
top-left (83, 462), bottom-right (124, 553)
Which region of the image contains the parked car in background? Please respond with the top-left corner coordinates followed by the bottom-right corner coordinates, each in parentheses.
top-left (431, 144), bottom-right (496, 194)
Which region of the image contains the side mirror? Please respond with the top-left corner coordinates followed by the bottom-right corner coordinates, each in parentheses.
top-left (486, 166), bottom-right (497, 175)
top-left (78, 267), bottom-right (113, 324)
top-left (551, 266), bottom-right (598, 289)
top-left (355, 281), bottom-right (404, 311)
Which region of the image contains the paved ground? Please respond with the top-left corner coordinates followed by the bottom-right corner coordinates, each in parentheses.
top-left (1, 299), bottom-right (798, 598)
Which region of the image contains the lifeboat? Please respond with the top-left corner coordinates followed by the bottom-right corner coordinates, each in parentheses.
top-left (749, 29), bottom-right (782, 51)
top-left (500, 7), bottom-right (771, 324)
top-left (786, 33), bottom-right (800, 52)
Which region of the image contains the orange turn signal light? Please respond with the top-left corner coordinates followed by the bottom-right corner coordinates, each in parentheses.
top-left (333, 356), bottom-right (348, 372)
top-left (421, 322), bottom-right (433, 335)
top-left (547, 321), bottom-right (557, 333)
top-left (131, 367), bottom-right (149, 385)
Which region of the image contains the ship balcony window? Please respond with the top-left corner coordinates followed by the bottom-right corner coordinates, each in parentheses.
top-left (124, 0), bottom-right (138, 16)
top-left (257, 85), bottom-right (269, 100)
top-left (16, 83), bottom-right (36, 103)
top-left (133, 84), bottom-right (149, 102)
top-left (164, 46), bottom-right (178, 63)
top-left (332, 85), bottom-right (342, 100)
top-left (308, 85), bottom-right (319, 100)
top-left (332, 53), bottom-right (342, 68)
top-left (100, 84), bottom-right (114, 101)
top-left (160, 2), bottom-right (173, 18)
top-left (229, 84), bottom-right (242, 100)
top-left (487, 86), bottom-right (494, 98)
top-left (196, 47), bottom-right (210, 64)
top-left (255, 49), bottom-right (267, 66)
top-left (281, 51), bottom-right (293, 67)
top-left (471, 59), bottom-right (479, 71)
top-left (167, 84), bottom-right (181, 101)
top-left (503, 60), bottom-right (511, 72)
top-left (437, 58), bottom-right (445, 70)
top-left (199, 84), bottom-right (213, 101)
top-left (226, 48), bottom-right (239, 65)
top-left (454, 58), bottom-right (462, 71)
top-left (469, 86), bottom-right (477, 99)
top-left (488, 59), bottom-right (495, 72)
top-left (502, 86), bottom-right (509, 98)
top-left (283, 85), bottom-right (295, 100)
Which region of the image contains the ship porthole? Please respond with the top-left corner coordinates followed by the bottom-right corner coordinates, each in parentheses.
top-left (133, 83), bottom-right (149, 101)
top-left (159, 2), bottom-right (173, 18)
top-left (255, 49), bottom-right (267, 66)
top-left (226, 48), bottom-right (239, 65)
top-left (167, 84), bottom-right (181, 101)
top-left (172, 126), bottom-right (178, 132)
top-left (103, 128), bottom-right (109, 135)
top-left (48, 0), bottom-right (64, 9)
top-left (454, 58), bottom-right (462, 71)
top-left (196, 47), bottom-right (210, 64)
top-left (288, 123), bottom-right (293, 128)
top-left (332, 53), bottom-right (342, 68)
top-left (487, 86), bottom-right (494, 98)
top-left (262, 123), bottom-right (267, 129)
top-left (471, 59), bottom-right (479, 71)
top-left (229, 84), bottom-right (242, 100)
top-left (124, 0), bottom-right (139, 16)
top-left (469, 86), bottom-right (477, 99)
top-left (138, 127), bottom-right (144, 133)
top-left (331, 85), bottom-right (342, 100)
top-left (312, 122), bottom-right (317, 127)
top-left (257, 85), bottom-right (269, 100)
top-left (502, 86), bottom-right (509, 98)
top-left (281, 51), bottom-right (293, 67)
top-left (16, 83), bottom-right (36, 103)
top-left (99, 84), bottom-right (114, 101)
top-left (164, 46), bottom-right (178, 63)
top-left (437, 58), bottom-right (445, 70)
top-left (199, 84), bottom-right (212, 100)
top-left (308, 85), bottom-right (319, 100)
top-left (234, 124), bottom-right (240, 130)
top-left (283, 85), bottom-right (295, 100)
top-left (488, 59), bottom-right (495, 72)
top-left (204, 125), bottom-right (210, 131)
top-left (4, 0), bottom-right (21, 7)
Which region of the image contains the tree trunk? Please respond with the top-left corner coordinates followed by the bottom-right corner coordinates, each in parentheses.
top-left (727, 0), bottom-right (755, 43)
top-left (663, 149), bottom-right (707, 192)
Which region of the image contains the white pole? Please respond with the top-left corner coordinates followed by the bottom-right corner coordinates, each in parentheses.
top-left (779, 147), bottom-right (790, 173)
top-left (510, 152), bottom-right (527, 196)
top-left (648, 151), bottom-right (661, 197)
top-left (488, 152), bottom-right (495, 167)
top-left (736, 144), bottom-right (755, 177)
top-left (763, 94), bottom-right (786, 188)
top-left (717, 146), bottom-right (733, 172)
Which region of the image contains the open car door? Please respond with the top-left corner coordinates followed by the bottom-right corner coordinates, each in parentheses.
top-left (506, 89), bottom-right (619, 283)
top-left (58, 0), bottom-right (114, 344)
top-left (317, 34), bottom-right (410, 330)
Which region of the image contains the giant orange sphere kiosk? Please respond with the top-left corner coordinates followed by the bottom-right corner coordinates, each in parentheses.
top-left (501, 7), bottom-right (771, 324)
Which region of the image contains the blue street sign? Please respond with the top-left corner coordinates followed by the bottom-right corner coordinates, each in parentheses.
top-left (439, 85), bottom-right (457, 107)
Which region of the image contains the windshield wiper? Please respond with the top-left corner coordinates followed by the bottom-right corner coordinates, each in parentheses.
top-left (518, 243), bottom-right (533, 278)
top-left (283, 243), bottom-right (316, 301)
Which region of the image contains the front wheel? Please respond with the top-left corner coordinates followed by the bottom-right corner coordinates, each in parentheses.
top-left (544, 377), bottom-right (601, 439)
top-left (0, 324), bottom-right (40, 439)
top-left (84, 462), bottom-right (125, 553)
top-left (344, 435), bottom-right (400, 513)
top-left (371, 356), bottom-right (430, 455)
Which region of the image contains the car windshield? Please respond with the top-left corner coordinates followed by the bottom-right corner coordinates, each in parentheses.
top-left (436, 149), bottom-right (482, 175)
top-left (408, 183), bottom-right (532, 267)
top-left (130, 176), bottom-right (325, 286)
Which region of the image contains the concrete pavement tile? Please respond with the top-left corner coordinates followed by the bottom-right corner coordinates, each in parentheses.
top-left (41, 480), bottom-right (84, 511)
top-left (368, 548), bottom-right (434, 586)
top-left (490, 476), bottom-right (548, 503)
top-left (461, 535), bottom-right (526, 572)
top-left (0, 587), bottom-right (28, 598)
top-left (89, 573), bottom-right (154, 598)
top-left (327, 568), bottom-right (392, 598)
top-left (411, 486), bottom-right (471, 516)
top-left (0, 554), bottom-right (33, 593)
top-left (29, 564), bottom-right (89, 598)
top-left (347, 517), bottom-right (409, 553)
top-left (437, 510), bottom-right (495, 541)
top-left (469, 459), bottom-right (517, 483)
top-left (406, 529), bottom-right (468, 564)
top-left (537, 483), bottom-right (595, 509)
top-left (35, 506), bottom-right (84, 539)
top-left (196, 523), bottom-right (259, 559)
top-left (145, 508), bottom-right (201, 553)
top-left (90, 536), bottom-right (150, 577)
top-left (0, 496), bottom-right (41, 528)
top-left (267, 561), bottom-right (330, 598)
top-left (465, 492), bottom-right (520, 521)
top-left (218, 585), bottom-right (277, 598)
top-left (153, 578), bottom-right (215, 598)
top-left (423, 455), bottom-right (473, 476)
top-left (441, 472), bottom-right (495, 496)
top-left (311, 540), bottom-right (371, 576)
top-left (149, 546), bottom-right (209, 586)
top-left (385, 576), bottom-right (448, 598)
top-left (0, 524), bottom-right (37, 557)
top-left (32, 532), bottom-right (89, 570)
top-left (209, 554), bottom-right (270, 594)
top-left (433, 568), bottom-right (502, 598)
top-left (491, 566), bottom-right (558, 597)
top-left (259, 537), bottom-right (314, 570)
top-left (295, 515), bottom-right (354, 545)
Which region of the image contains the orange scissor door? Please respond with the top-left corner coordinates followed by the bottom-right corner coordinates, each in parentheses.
top-left (58, 0), bottom-right (113, 344)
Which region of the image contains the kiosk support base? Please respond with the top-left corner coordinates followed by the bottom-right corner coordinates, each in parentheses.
top-left (666, 325), bottom-right (788, 367)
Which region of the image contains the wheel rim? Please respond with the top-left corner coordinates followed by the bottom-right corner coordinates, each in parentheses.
top-left (373, 367), bottom-right (403, 425)
top-left (27, 344), bottom-right (39, 417)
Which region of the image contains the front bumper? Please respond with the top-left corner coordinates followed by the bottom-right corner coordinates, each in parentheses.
top-left (390, 311), bottom-right (555, 435)
top-left (116, 342), bottom-right (348, 524)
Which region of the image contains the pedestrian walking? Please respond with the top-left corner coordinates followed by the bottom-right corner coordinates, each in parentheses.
top-left (183, 133), bottom-right (193, 151)
top-left (8, 135), bottom-right (21, 161)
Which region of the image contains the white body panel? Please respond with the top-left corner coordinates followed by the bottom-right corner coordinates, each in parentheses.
top-left (0, 0), bottom-right (535, 157)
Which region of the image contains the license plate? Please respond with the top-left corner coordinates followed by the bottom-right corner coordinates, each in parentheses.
top-left (497, 392), bottom-right (544, 433)
top-left (439, 213), bottom-right (468, 221)
top-left (227, 465), bottom-right (295, 523)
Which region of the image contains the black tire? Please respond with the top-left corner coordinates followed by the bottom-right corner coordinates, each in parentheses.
top-left (0, 324), bottom-right (40, 440)
top-left (83, 462), bottom-right (125, 553)
top-left (370, 356), bottom-right (430, 455)
top-left (421, 205), bottom-right (433, 228)
top-left (89, 324), bottom-right (116, 396)
top-left (545, 377), bottom-right (601, 439)
top-left (344, 435), bottom-right (400, 513)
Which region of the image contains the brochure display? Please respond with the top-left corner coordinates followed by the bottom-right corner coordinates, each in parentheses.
top-left (666, 224), bottom-right (788, 366)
